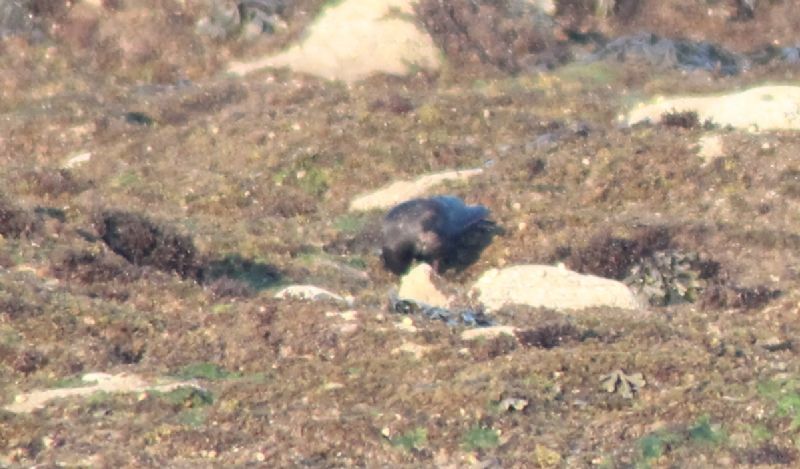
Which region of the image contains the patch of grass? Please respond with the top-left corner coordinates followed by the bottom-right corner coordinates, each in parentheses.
top-left (112, 170), bottom-right (140, 189)
top-left (52, 375), bottom-right (94, 388)
top-left (153, 386), bottom-right (214, 408)
top-left (758, 378), bottom-right (800, 429)
top-left (0, 326), bottom-right (22, 346)
top-left (177, 408), bottom-right (207, 427)
top-left (211, 303), bottom-right (233, 314)
top-left (635, 416), bottom-right (725, 467)
top-left (638, 431), bottom-right (682, 462)
top-left (333, 213), bottom-right (370, 234)
top-left (296, 166), bottom-right (329, 197)
top-left (462, 425), bottom-right (499, 451)
top-left (751, 424), bottom-right (772, 442)
top-left (346, 256), bottom-right (367, 269)
top-left (86, 390), bottom-right (113, 406)
top-left (175, 362), bottom-right (241, 381)
top-left (688, 415), bottom-right (726, 445)
top-left (554, 62), bottom-right (620, 88)
top-left (273, 159), bottom-right (330, 198)
top-left (391, 427), bottom-right (427, 451)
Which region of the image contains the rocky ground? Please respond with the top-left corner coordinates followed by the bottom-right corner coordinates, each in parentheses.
top-left (3, 0), bottom-right (800, 467)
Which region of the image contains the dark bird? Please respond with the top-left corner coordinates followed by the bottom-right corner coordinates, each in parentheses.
top-left (381, 195), bottom-right (496, 275)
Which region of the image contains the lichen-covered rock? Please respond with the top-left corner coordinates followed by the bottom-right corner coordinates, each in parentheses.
top-left (623, 249), bottom-right (706, 306)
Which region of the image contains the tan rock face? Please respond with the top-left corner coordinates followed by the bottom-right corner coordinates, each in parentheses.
top-left (625, 85), bottom-right (800, 132)
top-left (470, 264), bottom-right (641, 313)
top-left (397, 263), bottom-right (453, 308)
top-left (228, 0), bottom-right (442, 82)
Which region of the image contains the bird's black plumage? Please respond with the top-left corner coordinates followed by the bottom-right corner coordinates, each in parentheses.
top-left (381, 195), bottom-right (494, 275)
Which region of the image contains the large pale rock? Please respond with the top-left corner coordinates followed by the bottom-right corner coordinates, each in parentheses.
top-left (625, 85), bottom-right (800, 132)
top-left (349, 167), bottom-right (484, 212)
top-left (471, 264), bottom-right (640, 312)
top-left (227, 0), bottom-right (441, 83)
top-left (397, 263), bottom-right (453, 308)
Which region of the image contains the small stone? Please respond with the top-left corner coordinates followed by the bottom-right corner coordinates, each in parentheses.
top-left (63, 151), bottom-right (92, 169)
top-left (461, 325), bottom-right (518, 341)
top-left (255, 452), bottom-right (266, 462)
top-left (498, 397), bottom-right (528, 412)
top-left (395, 317), bottom-right (417, 333)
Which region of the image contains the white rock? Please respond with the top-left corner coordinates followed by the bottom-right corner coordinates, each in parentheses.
top-left (625, 85), bottom-right (800, 132)
top-left (470, 264), bottom-right (641, 312)
top-left (349, 167), bottom-right (484, 211)
top-left (397, 263), bottom-right (453, 309)
top-left (274, 284), bottom-right (346, 303)
top-left (460, 325), bottom-right (519, 341)
top-left (227, 0), bottom-right (441, 83)
top-left (62, 151), bottom-right (92, 169)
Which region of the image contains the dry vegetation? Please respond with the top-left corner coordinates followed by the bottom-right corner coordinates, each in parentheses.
top-left (3, 0), bottom-right (800, 467)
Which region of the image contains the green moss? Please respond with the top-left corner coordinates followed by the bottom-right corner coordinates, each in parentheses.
top-left (212, 303), bottom-right (233, 314)
top-left (390, 427), bottom-right (427, 451)
top-left (86, 390), bottom-right (113, 406)
top-left (554, 62), bottom-right (620, 87)
top-left (688, 415), bottom-right (726, 445)
top-left (333, 213), bottom-right (371, 234)
top-left (112, 170), bottom-right (141, 189)
top-left (175, 362), bottom-right (241, 381)
top-left (751, 424), bottom-right (772, 442)
top-left (152, 386), bottom-right (214, 408)
top-left (462, 425), bottom-right (499, 451)
top-left (177, 408), bottom-right (208, 427)
top-left (52, 375), bottom-right (94, 388)
top-left (637, 430), bottom-right (681, 463)
top-left (758, 378), bottom-right (800, 429)
top-left (417, 103), bottom-right (443, 126)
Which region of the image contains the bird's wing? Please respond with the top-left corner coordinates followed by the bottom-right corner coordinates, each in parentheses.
top-left (431, 196), bottom-right (489, 238)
